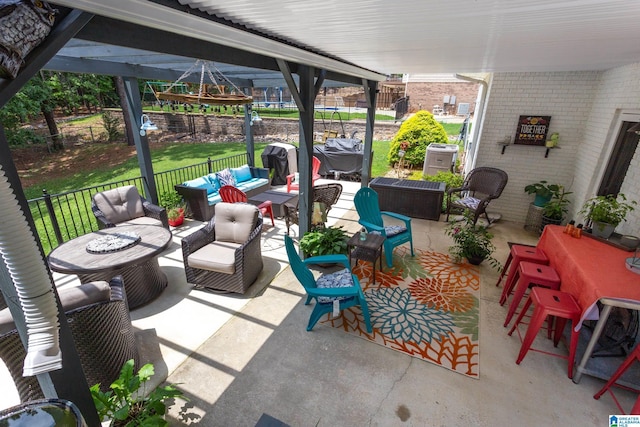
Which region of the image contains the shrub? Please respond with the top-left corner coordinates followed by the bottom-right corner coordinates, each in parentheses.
top-left (423, 170), bottom-right (464, 190)
top-left (5, 128), bottom-right (46, 147)
top-left (424, 170), bottom-right (464, 212)
top-left (387, 110), bottom-right (449, 167)
top-left (102, 110), bottom-right (121, 142)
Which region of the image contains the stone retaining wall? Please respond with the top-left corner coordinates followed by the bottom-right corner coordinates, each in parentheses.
top-left (139, 112), bottom-right (400, 142)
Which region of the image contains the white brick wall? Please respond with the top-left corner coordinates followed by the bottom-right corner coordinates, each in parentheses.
top-left (472, 65), bottom-right (640, 236)
top-left (474, 71), bottom-right (600, 223)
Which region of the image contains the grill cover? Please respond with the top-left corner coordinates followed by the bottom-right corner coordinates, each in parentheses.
top-left (261, 144), bottom-right (290, 185)
top-left (313, 138), bottom-right (364, 176)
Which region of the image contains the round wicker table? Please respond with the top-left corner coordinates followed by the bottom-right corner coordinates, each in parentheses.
top-left (47, 224), bottom-right (172, 309)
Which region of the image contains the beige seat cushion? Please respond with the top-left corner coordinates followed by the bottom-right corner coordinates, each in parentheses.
top-left (93, 186), bottom-right (145, 224)
top-left (187, 241), bottom-right (241, 274)
top-left (121, 216), bottom-right (163, 227)
top-left (0, 281), bottom-right (111, 335)
top-left (214, 203), bottom-right (259, 243)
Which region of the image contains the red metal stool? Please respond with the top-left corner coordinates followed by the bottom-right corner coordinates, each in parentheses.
top-left (508, 287), bottom-right (581, 378)
top-left (503, 261), bottom-right (561, 327)
top-left (594, 344), bottom-right (640, 415)
top-left (496, 244), bottom-right (548, 289)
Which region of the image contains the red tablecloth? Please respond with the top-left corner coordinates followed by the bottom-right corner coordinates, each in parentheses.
top-left (537, 225), bottom-right (640, 327)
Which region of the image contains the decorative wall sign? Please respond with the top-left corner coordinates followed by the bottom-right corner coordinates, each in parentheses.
top-left (514, 115), bottom-right (551, 146)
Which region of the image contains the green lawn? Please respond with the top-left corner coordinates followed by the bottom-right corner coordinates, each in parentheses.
top-left (23, 140), bottom-right (394, 198)
top-left (23, 109), bottom-right (465, 198)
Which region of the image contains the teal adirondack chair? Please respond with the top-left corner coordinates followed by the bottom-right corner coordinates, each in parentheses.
top-left (284, 235), bottom-right (372, 333)
top-left (354, 187), bottom-right (414, 268)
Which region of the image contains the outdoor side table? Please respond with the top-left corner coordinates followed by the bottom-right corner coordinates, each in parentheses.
top-left (348, 232), bottom-right (385, 284)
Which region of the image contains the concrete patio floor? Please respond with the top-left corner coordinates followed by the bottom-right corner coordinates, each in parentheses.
top-left (1, 179), bottom-right (636, 425)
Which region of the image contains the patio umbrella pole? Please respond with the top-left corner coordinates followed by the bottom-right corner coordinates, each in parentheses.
top-left (0, 164), bottom-right (62, 376)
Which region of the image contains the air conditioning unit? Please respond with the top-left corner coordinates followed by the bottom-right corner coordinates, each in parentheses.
top-left (422, 144), bottom-right (459, 176)
top-left (457, 103), bottom-right (470, 115)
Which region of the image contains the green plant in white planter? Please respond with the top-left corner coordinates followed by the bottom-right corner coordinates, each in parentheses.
top-left (91, 359), bottom-right (185, 427)
top-left (579, 193), bottom-right (637, 239)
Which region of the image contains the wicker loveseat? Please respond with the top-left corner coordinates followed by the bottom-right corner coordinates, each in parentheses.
top-left (175, 165), bottom-right (270, 221)
top-left (182, 202), bottom-right (263, 294)
top-left (0, 276), bottom-right (139, 403)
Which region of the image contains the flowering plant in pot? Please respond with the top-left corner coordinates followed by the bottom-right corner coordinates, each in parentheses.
top-left (579, 193), bottom-right (637, 238)
top-left (444, 212), bottom-right (501, 270)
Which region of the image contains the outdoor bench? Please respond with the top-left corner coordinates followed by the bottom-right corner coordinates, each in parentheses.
top-left (175, 164), bottom-right (270, 221)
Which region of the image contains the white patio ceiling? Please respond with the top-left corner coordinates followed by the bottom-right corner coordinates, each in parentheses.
top-left (51, 0), bottom-right (640, 76)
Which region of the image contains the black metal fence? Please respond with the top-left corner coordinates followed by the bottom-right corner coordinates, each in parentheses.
top-left (27, 152), bottom-right (249, 255)
top-left (394, 97), bottom-right (409, 120)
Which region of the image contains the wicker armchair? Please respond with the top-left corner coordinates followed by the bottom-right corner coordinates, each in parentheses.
top-left (446, 167), bottom-right (509, 225)
top-left (0, 276), bottom-right (139, 403)
top-left (92, 185), bottom-right (169, 229)
top-left (283, 183), bottom-right (343, 235)
top-left (182, 202), bottom-right (263, 294)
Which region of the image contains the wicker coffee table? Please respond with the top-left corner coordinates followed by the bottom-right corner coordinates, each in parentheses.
top-left (348, 232), bottom-right (385, 284)
top-left (47, 224), bottom-right (172, 309)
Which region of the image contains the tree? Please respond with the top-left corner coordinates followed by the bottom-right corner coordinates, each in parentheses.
top-left (48, 72), bottom-right (115, 115)
top-left (114, 76), bottom-right (135, 146)
top-left (1, 72), bottom-right (118, 148)
top-left (0, 73), bottom-right (58, 148)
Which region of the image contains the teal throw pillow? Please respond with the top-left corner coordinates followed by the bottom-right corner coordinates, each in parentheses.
top-left (183, 177), bottom-right (216, 195)
top-left (206, 174), bottom-right (221, 192)
top-left (231, 165), bottom-right (253, 183)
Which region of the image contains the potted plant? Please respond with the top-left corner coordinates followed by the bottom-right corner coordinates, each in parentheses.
top-left (444, 212), bottom-right (501, 270)
top-left (579, 193), bottom-right (637, 239)
top-left (159, 190), bottom-right (185, 227)
top-left (167, 206), bottom-right (185, 227)
top-left (540, 185), bottom-right (572, 231)
top-left (299, 225), bottom-right (349, 258)
top-left (524, 180), bottom-right (561, 207)
top-left (90, 359), bottom-right (185, 427)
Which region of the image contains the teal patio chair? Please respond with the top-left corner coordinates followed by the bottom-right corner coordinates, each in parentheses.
top-left (284, 235), bottom-right (372, 333)
top-left (354, 187), bottom-right (414, 268)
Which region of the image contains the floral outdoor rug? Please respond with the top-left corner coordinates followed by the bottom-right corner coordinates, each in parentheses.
top-left (322, 246), bottom-right (480, 378)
